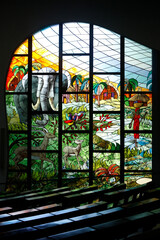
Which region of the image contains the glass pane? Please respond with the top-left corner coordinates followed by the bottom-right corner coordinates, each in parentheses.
top-left (8, 133), bottom-right (28, 171)
top-left (63, 22), bottom-right (89, 54)
top-left (94, 25), bottom-right (120, 72)
top-left (93, 75), bottom-right (120, 111)
top-left (31, 153), bottom-right (58, 190)
top-left (62, 172), bottom-right (89, 189)
top-left (93, 113), bottom-right (120, 151)
top-left (6, 56), bottom-right (28, 92)
top-left (6, 172), bottom-right (28, 193)
top-left (124, 93), bottom-right (152, 130)
top-left (62, 133), bottom-right (89, 170)
top-left (93, 152), bottom-right (120, 188)
top-left (124, 173), bottom-right (152, 188)
top-left (32, 114), bottom-right (58, 150)
top-left (14, 39), bottom-right (28, 55)
top-left (6, 95), bottom-right (28, 130)
top-left (32, 25), bottom-right (59, 72)
top-left (125, 38), bottom-right (152, 92)
top-left (63, 56), bottom-right (89, 92)
top-left (31, 74), bottom-right (59, 112)
top-left (62, 94), bottom-right (89, 130)
top-left (125, 133), bottom-right (152, 171)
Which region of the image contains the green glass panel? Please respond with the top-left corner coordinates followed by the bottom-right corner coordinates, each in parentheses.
top-left (124, 93), bottom-right (152, 130)
top-left (124, 172), bottom-right (152, 188)
top-left (6, 95), bottom-right (28, 131)
top-left (31, 153), bottom-right (58, 190)
top-left (62, 94), bottom-right (89, 130)
top-left (93, 113), bottom-right (120, 150)
top-left (62, 172), bottom-right (89, 189)
top-left (124, 133), bottom-right (152, 171)
top-left (93, 152), bottom-right (120, 189)
top-left (8, 133), bottom-right (28, 171)
top-left (32, 114), bottom-right (58, 150)
top-left (6, 172), bottom-right (27, 193)
top-left (62, 133), bottom-right (89, 170)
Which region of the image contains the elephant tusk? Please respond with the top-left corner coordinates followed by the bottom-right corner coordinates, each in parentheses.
top-left (32, 97), bottom-right (40, 110)
top-left (49, 98), bottom-right (56, 111)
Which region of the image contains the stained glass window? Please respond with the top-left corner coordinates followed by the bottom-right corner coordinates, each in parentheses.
top-left (5, 23), bottom-right (152, 191)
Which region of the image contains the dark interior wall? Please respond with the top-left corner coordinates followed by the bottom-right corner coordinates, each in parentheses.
top-left (0, 0), bottom-right (160, 189)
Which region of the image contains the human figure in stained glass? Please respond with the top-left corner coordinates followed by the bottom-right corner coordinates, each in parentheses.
top-left (129, 94), bottom-right (149, 147)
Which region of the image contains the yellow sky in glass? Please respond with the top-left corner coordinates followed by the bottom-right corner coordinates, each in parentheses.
top-left (14, 39), bottom-right (28, 54)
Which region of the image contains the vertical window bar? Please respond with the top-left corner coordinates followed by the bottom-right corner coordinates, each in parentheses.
top-left (120, 36), bottom-right (125, 183)
top-left (58, 23), bottom-right (63, 187)
top-left (89, 24), bottom-right (93, 185)
top-left (27, 36), bottom-right (32, 189)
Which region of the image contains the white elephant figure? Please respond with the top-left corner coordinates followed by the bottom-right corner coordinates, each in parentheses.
top-left (32, 67), bottom-right (57, 112)
top-left (15, 67), bottom-right (71, 126)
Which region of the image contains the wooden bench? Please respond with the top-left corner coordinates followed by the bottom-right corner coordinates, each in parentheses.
top-left (49, 227), bottom-right (95, 239)
top-left (101, 183), bottom-right (152, 207)
top-left (25, 185), bottom-right (97, 207)
top-left (62, 183), bottom-right (126, 208)
top-left (0, 187), bottom-right (70, 208)
top-left (0, 197), bottom-right (159, 240)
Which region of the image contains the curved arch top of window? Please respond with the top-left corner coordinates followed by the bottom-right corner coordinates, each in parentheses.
top-left (6, 23), bottom-right (152, 93)
top-left (5, 22), bottom-right (152, 191)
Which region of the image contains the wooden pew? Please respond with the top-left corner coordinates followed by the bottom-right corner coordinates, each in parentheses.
top-left (0, 197), bottom-right (159, 240)
top-left (25, 185), bottom-right (97, 207)
top-left (101, 183), bottom-right (152, 207)
top-left (62, 183), bottom-right (126, 208)
top-left (0, 187), bottom-right (70, 208)
top-left (48, 227), bottom-right (95, 240)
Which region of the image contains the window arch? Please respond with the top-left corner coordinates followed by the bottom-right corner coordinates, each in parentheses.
top-left (5, 22), bottom-right (152, 191)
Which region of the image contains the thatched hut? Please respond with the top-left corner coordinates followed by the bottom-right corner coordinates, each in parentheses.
top-left (129, 94), bottom-right (150, 107)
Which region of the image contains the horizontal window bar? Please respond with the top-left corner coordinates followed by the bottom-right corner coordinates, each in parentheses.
top-left (32, 111), bottom-right (59, 114)
top-left (5, 92), bottom-right (28, 95)
top-left (14, 54), bottom-right (28, 57)
top-left (32, 72), bottom-right (59, 76)
top-left (62, 130), bottom-right (90, 134)
top-left (124, 170), bottom-right (152, 173)
top-left (8, 130), bottom-right (27, 134)
top-left (62, 91), bottom-right (90, 94)
top-left (31, 150), bottom-right (58, 153)
top-left (124, 91), bottom-right (152, 94)
top-left (8, 169), bottom-right (27, 173)
top-left (93, 72), bottom-right (121, 75)
top-left (62, 169), bottom-right (89, 173)
top-left (93, 111), bottom-right (120, 114)
top-left (125, 130), bottom-right (152, 133)
top-left (93, 150), bottom-right (121, 153)
top-left (62, 53), bottom-right (90, 56)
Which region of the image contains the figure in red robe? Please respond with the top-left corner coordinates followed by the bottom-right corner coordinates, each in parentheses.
top-left (129, 101), bottom-right (143, 147)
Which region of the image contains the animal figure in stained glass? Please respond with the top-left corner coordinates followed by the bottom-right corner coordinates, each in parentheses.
top-left (64, 111), bottom-right (85, 128)
top-left (13, 67), bottom-right (69, 126)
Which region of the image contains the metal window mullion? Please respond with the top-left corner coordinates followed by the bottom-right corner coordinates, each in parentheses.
top-left (58, 23), bottom-right (63, 187)
top-left (89, 24), bottom-right (93, 185)
top-left (27, 36), bottom-right (32, 190)
top-left (120, 36), bottom-right (125, 183)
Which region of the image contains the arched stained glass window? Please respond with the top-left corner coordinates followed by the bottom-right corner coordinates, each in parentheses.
top-left (5, 22), bottom-right (152, 191)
